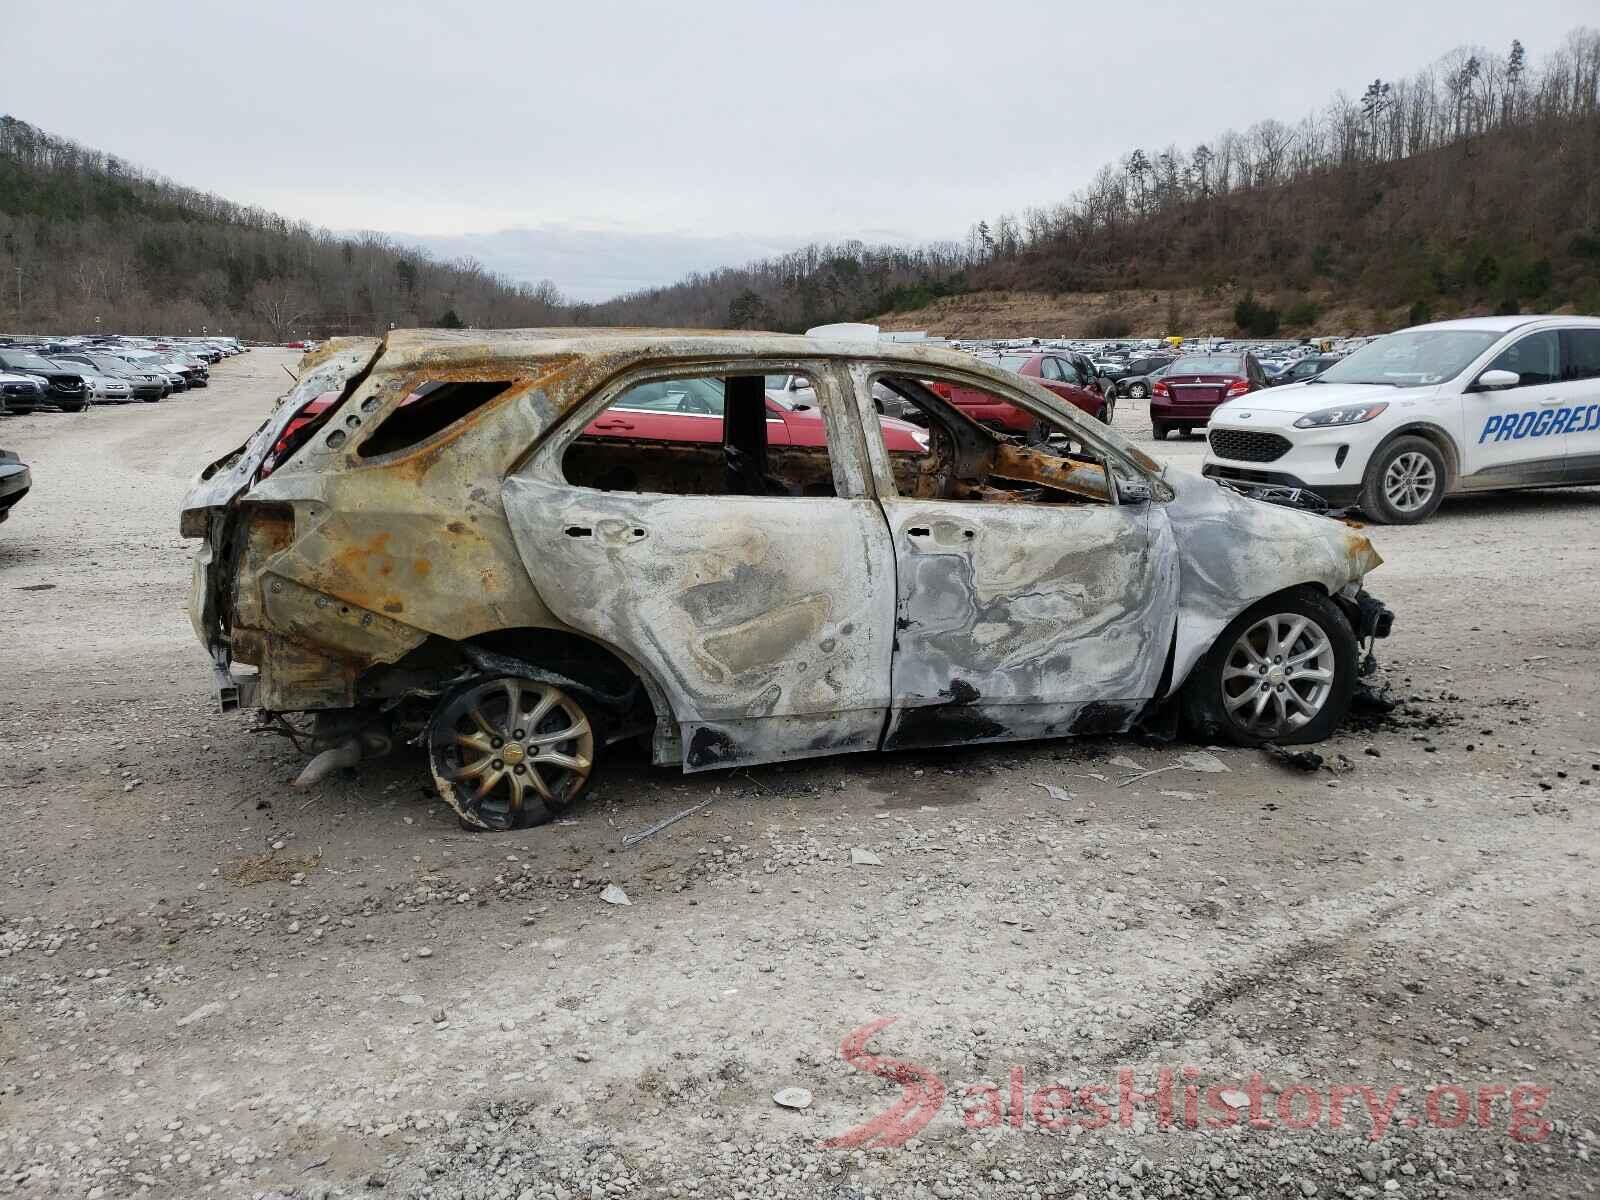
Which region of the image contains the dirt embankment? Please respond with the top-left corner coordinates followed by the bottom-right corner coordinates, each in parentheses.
top-left (870, 289), bottom-right (1402, 340)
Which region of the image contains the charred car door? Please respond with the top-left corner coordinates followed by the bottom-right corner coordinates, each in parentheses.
top-left (848, 364), bottom-right (1179, 748)
top-left (502, 363), bottom-right (895, 771)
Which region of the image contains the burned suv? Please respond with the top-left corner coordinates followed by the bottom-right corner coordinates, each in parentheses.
top-left (182, 330), bottom-right (1393, 831)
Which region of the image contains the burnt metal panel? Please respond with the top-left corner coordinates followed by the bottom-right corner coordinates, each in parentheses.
top-left (878, 501), bottom-right (1179, 748)
top-left (500, 482), bottom-right (896, 771)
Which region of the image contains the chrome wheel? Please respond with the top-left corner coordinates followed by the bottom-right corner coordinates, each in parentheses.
top-left (1383, 451), bottom-right (1437, 514)
top-left (428, 676), bottom-right (595, 830)
top-left (1220, 613), bottom-right (1336, 738)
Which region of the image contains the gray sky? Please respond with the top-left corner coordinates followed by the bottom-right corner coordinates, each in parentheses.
top-left (12, 0), bottom-right (1594, 301)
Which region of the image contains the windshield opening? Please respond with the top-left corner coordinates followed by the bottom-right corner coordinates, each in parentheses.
top-left (1315, 330), bottom-right (1500, 387)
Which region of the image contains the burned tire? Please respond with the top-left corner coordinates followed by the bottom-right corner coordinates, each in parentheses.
top-left (1359, 435), bottom-right (1446, 525)
top-left (427, 675), bottom-right (597, 831)
top-left (1180, 588), bottom-right (1357, 746)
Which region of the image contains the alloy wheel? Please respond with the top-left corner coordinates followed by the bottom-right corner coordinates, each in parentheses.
top-left (1383, 451), bottom-right (1437, 513)
top-left (1219, 613), bottom-right (1336, 738)
top-left (428, 676), bottom-right (594, 830)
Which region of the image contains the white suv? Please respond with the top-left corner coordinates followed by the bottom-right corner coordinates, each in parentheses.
top-left (1201, 316), bottom-right (1600, 523)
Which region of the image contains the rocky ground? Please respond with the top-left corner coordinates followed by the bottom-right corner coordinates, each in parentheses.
top-left (1, 350), bottom-right (1596, 1199)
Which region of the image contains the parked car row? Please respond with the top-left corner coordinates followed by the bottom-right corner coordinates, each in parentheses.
top-left (0, 334), bottom-right (246, 416)
top-left (0, 332), bottom-right (246, 531)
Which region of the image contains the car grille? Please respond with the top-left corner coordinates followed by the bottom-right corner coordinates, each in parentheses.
top-left (1209, 428), bottom-right (1292, 463)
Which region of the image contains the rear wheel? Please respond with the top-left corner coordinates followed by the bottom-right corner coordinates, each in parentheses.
top-left (1099, 396), bottom-right (1116, 424)
top-left (1151, 421), bottom-right (1170, 440)
top-left (427, 675), bottom-right (598, 831)
top-left (1128, 382), bottom-right (1148, 399)
top-left (1181, 589), bottom-right (1357, 746)
top-left (1359, 436), bottom-right (1446, 524)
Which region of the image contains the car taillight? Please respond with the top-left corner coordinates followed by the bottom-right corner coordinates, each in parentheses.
top-left (1151, 381), bottom-right (1170, 398)
top-left (928, 381), bottom-right (953, 399)
top-left (257, 415), bottom-right (314, 481)
top-left (1225, 378), bottom-right (1251, 397)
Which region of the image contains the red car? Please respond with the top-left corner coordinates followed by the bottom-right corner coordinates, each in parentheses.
top-left (1149, 352), bottom-right (1267, 440)
top-left (930, 352), bottom-right (1111, 438)
top-left (587, 377), bottom-right (926, 450)
top-left (259, 377), bottom-right (927, 479)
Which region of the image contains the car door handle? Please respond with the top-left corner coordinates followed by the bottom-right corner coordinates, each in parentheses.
top-left (593, 419), bottom-right (635, 430)
top-left (1537, 397), bottom-right (1563, 406)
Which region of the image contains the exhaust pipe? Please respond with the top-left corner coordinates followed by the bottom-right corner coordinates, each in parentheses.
top-left (292, 730), bottom-right (392, 789)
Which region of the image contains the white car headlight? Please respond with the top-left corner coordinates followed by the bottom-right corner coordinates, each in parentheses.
top-left (1293, 402), bottom-right (1389, 429)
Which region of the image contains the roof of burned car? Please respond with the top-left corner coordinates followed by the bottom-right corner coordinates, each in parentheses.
top-left (325, 326), bottom-right (987, 374)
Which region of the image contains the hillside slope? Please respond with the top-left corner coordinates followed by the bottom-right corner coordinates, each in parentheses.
top-left (0, 116), bottom-right (567, 339)
top-left (588, 30), bottom-right (1600, 335)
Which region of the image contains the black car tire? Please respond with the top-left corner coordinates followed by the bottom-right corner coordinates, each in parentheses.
top-left (1358, 436), bottom-right (1447, 525)
top-left (428, 675), bottom-right (599, 832)
top-left (1151, 421), bottom-right (1170, 440)
top-left (1180, 587), bottom-right (1358, 747)
top-left (1128, 382), bottom-right (1148, 399)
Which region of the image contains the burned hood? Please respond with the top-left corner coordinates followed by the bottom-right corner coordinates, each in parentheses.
top-left (1166, 468), bottom-right (1381, 606)
top-left (180, 338), bottom-right (380, 515)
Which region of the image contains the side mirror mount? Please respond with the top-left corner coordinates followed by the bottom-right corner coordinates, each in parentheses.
top-left (1116, 476), bottom-right (1153, 505)
top-left (1475, 369), bottom-right (1520, 391)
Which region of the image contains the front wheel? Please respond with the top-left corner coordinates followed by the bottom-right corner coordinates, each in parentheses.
top-left (1359, 436), bottom-right (1446, 524)
top-left (1181, 589), bottom-right (1357, 746)
top-left (1099, 397), bottom-right (1115, 424)
top-left (427, 675), bottom-right (598, 831)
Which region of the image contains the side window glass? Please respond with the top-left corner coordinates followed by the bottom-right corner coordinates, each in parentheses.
top-left (873, 374), bottom-right (1112, 507)
top-left (563, 372), bottom-right (837, 498)
top-left (1039, 358), bottom-right (1063, 382)
top-left (1058, 358), bottom-right (1084, 386)
top-left (1485, 332), bottom-right (1559, 387)
top-left (1562, 330), bottom-right (1600, 382)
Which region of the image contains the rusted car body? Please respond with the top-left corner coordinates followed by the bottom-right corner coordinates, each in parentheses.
top-left (181, 329), bottom-right (1391, 830)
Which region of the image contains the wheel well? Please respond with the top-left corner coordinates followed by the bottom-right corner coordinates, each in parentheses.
top-left (463, 628), bottom-right (653, 710)
top-left (1372, 423), bottom-right (1459, 490)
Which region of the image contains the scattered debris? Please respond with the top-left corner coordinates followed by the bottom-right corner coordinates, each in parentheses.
top-left (14, 583), bottom-right (56, 592)
top-left (175, 1001), bottom-right (226, 1028)
top-left (225, 851), bottom-right (321, 886)
top-left (772, 1086), bottom-right (813, 1110)
top-left (1262, 744), bottom-right (1324, 772)
top-left (849, 848), bottom-right (883, 866)
top-left (1118, 749), bottom-right (1230, 787)
top-left (1107, 755), bottom-right (1147, 770)
top-left (621, 798), bottom-right (714, 848)
top-left (1032, 781), bottom-right (1073, 802)
top-left (600, 884), bottom-right (631, 906)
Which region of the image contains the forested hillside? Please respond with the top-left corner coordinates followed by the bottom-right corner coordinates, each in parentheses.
top-left (587, 28), bottom-right (1600, 335)
top-left (4, 27), bottom-right (1598, 341)
top-left (0, 116), bottom-right (566, 339)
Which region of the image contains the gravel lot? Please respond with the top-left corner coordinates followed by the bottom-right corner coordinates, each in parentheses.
top-left (2, 350), bottom-right (1597, 1199)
